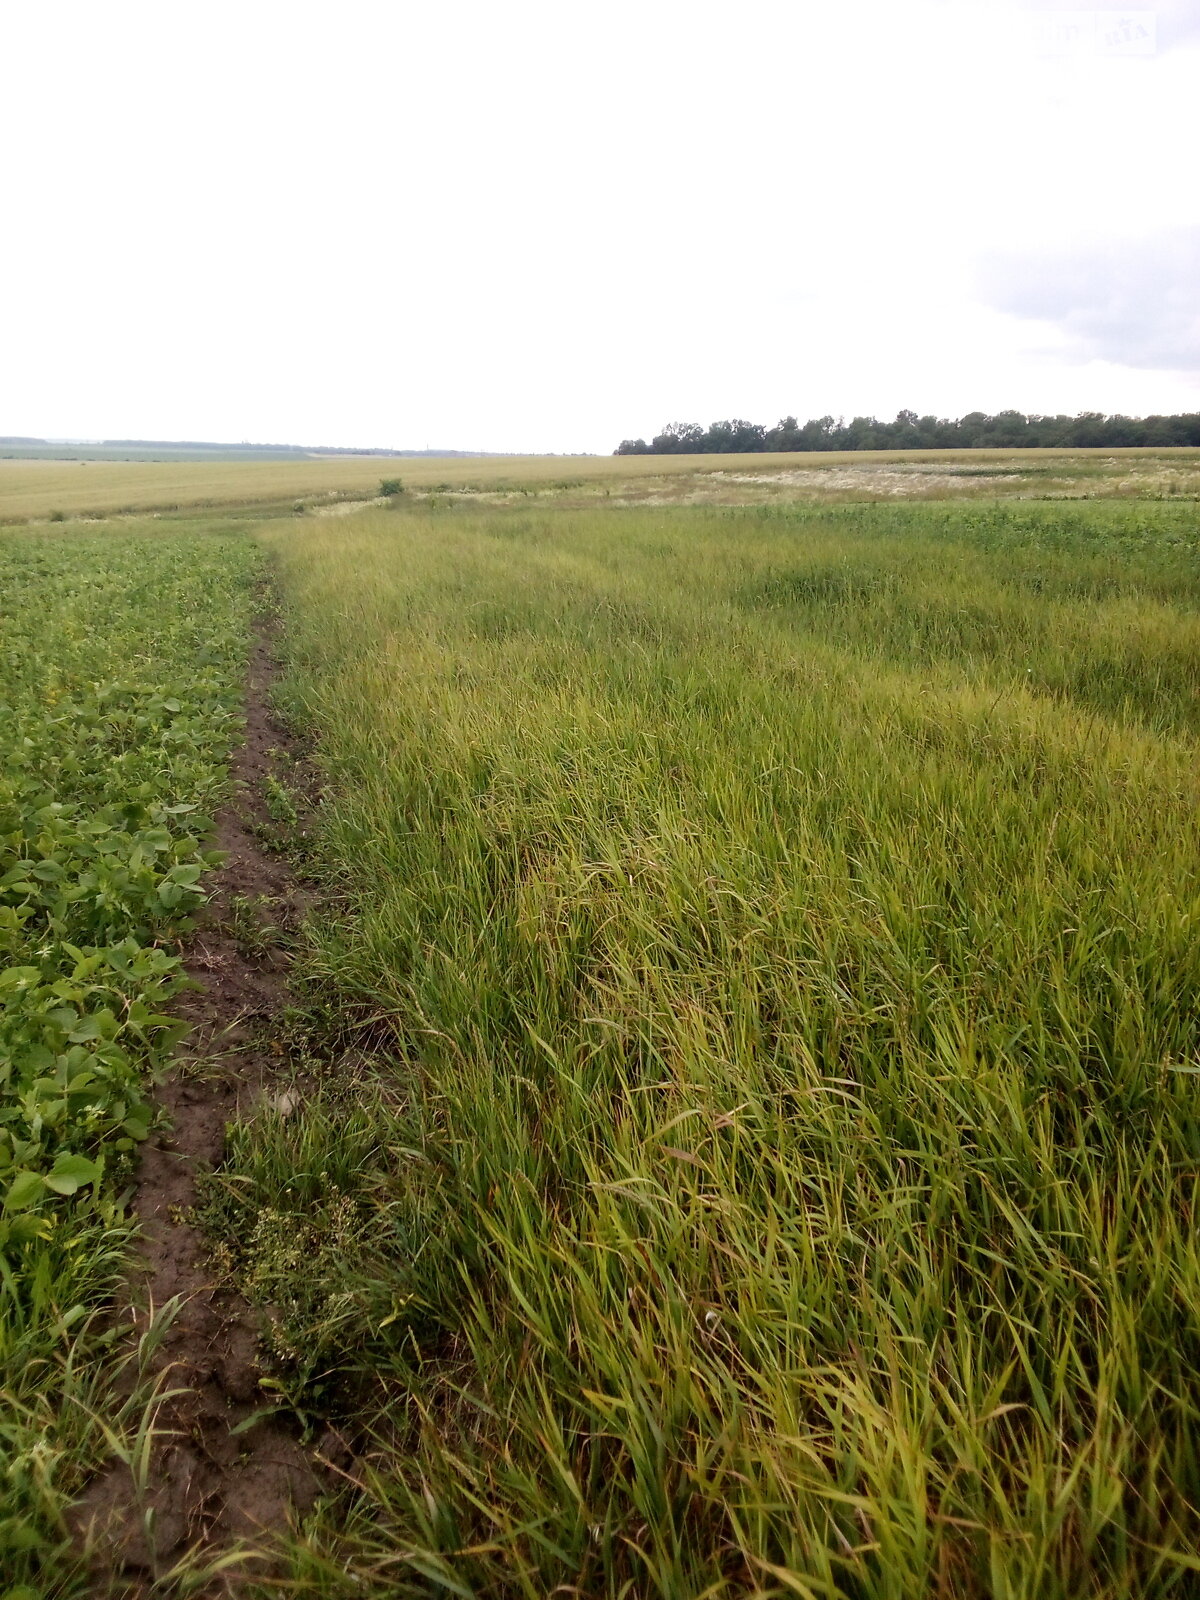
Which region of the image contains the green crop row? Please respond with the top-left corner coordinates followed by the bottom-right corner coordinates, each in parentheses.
top-left (0, 523), bottom-right (258, 1586)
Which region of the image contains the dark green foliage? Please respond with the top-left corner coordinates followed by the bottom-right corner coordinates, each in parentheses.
top-left (616, 408), bottom-right (1200, 454)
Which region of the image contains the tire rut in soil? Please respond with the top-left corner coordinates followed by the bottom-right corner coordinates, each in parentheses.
top-left (72, 610), bottom-right (333, 1593)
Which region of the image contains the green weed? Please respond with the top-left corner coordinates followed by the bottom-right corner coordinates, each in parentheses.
top-left (229, 494), bottom-right (1200, 1598)
top-left (223, 893), bottom-right (280, 958)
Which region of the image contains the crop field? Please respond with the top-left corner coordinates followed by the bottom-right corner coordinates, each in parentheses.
top-left (1, 447), bottom-right (1199, 523)
top-left (212, 492), bottom-right (1200, 1598)
top-left (0, 522), bottom-right (258, 1588)
top-left (4, 485), bottom-right (1200, 1596)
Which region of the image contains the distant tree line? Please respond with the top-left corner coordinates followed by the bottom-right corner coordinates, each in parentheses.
top-left (615, 410), bottom-right (1200, 455)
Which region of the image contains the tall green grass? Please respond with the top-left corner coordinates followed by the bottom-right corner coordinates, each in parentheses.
top-left (229, 497), bottom-right (1200, 1596)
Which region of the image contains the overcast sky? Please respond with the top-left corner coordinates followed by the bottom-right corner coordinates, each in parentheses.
top-left (3, 1), bottom-right (1197, 452)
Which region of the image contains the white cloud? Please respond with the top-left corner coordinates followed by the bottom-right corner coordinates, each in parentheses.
top-left (979, 227), bottom-right (1200, 371)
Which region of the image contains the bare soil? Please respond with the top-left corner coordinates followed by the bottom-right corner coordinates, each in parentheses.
top-left (72, 609), bottom-right (332, 1593)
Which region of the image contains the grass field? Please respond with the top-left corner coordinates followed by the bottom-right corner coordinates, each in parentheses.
top-left (1, 447), bottom-right (1199, 523)
top-left (200, 492), bottom-right (1200, 1596)
top-left (4, 481), bottom-right (1200, 1596)
top-left (0, 521), bottom-right (259, 1591)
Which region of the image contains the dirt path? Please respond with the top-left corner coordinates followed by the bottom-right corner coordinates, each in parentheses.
top-left (73, 606), bottom-right (329, 1591)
